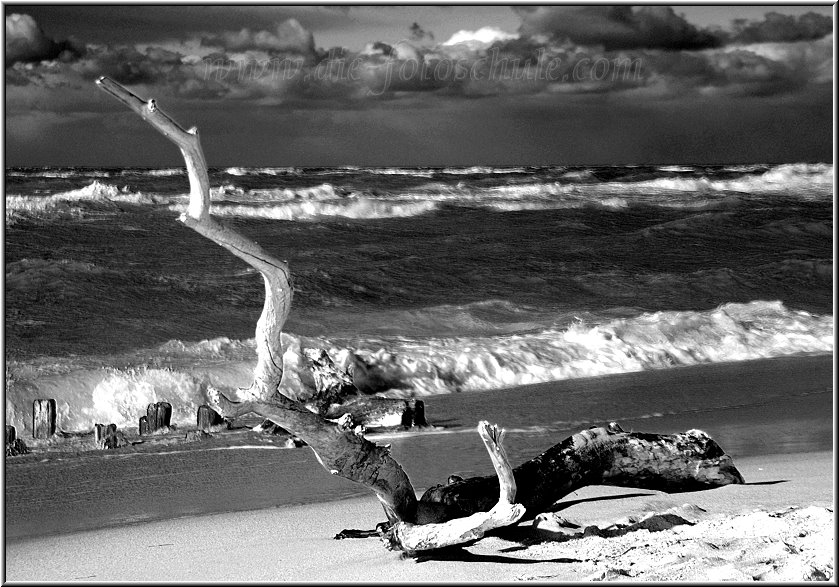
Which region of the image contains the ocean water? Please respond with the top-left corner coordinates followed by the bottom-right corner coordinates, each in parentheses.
top-left (4, 163), bottom-right (834, 436)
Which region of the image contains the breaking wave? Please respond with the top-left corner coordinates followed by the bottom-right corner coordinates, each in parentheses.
top-left (5, 169), bottom-right (111, 179)
top-left (166, 183), bottom-right (440, 220)
top-left (7, 163), bottom-right (831, 224)
top-left (143, 168), bottom-right (184, 177)
top-left (5, 181), bottom-right (163, 225)
top-left (324, 300), bottom-right (833, 397)
top-left (223, 167), bottom-right (300, 176)
top-left (623, 162), bottom-right (832, 195)
top-left (214, 183), bottom-right (343, 202)
top-left (180, 199), bottom-right (440, 221)
top-left (471, 163), bottom-right (832, 206)
top-left (437, 166), bottom-right (530, 175)
top-left (5, 301), bottom-right (832, 434)
top-left (361, 167), bottom-right (436, 177)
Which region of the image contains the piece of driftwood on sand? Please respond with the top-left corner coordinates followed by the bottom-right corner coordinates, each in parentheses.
top-left (95, 77), bottom-right (745, 554)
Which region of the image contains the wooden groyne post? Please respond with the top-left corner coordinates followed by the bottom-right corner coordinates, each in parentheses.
top-left (140, 402), bottom-right (172, 435)
top-left (94, 423), bottom-right (106, 445)
top-left (5, 424), bottom-right (29, 456)
top-left (197, 405), bottom-right (228, 432)
top-left (95, 423), bottom-right (125, 449)
top-left (405, 399), bottom-right (427, 428)
top-left (33, 399), bottom-right (56, 439)
top-left (149, 401), bottom-right (172, 430)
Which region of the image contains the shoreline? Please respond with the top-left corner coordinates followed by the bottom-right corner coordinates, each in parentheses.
top-left (4, 354), bottom-right (832, 543)
top-left (8, 352), bottom-right (832, 451)
top-left (5, 450), bottom-right (834, 582)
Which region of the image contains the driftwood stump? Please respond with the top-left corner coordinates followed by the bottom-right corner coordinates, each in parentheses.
top-left (32, 399), bottom-right (56, 439)
top-left (140, 402), bottom-right (172, 435)
top-left (96, 77), bottom-right (746, 553)
top-left (94, 423), bottom-right (128, 449)
top-left (5, 425), bottom-right (29, 457)
top-left (197, 405), bottom-right (229, 432)
top-left (94, 423), bottom-right (107, 446)
top-left (306, 354), bottom-right (428, 429)
top-left (299, 347), bottom-right (426, 430)
top-left (321, 396), bottom-right (427, 429)
top-left (147, 402), bottom-right (172, 432)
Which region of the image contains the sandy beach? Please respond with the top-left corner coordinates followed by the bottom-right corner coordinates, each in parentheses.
top-left (4, 451), bottom-right (834, 582)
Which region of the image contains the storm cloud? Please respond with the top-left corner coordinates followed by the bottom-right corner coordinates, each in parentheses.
top-left (5, 13), bottom-right (82, 67)
top-left (5, 9), bottom-right (832, 104)
top-left (3, 7), bottom-right (833, 166)
top-left (728, 11), bottom-right (833, 44)
top-left (514, 6), bottom-right (722, 51)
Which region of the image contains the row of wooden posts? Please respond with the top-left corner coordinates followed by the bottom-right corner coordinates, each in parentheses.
top-left (10, 397), bottom-right (423, 453)
top-left (19, 398), bottom-right (228, 441)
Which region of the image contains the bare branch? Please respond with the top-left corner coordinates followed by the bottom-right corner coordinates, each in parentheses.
top-left (96, 77), bottom-right (290, 400)
top-left (384, 421), bottom-right (526, 552)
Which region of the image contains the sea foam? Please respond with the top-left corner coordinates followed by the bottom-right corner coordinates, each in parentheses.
top-left (5, 301), bottom-right (832, 435)
top-left (170, 189), bottom-right (439, 221)
top-left (323, 300), bottom-right (833, 397)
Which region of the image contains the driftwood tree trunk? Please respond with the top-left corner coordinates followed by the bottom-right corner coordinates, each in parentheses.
top-left (96, 77), bottom-right (744, 553)
top-left (418, 423), bottom-right (745, 522)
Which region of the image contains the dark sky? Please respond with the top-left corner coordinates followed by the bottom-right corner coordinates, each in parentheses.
top-left (4, 5), bottom-right (834, 166)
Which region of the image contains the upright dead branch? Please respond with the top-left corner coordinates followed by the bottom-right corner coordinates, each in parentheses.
top-left (97, 77), bottom-right (289, 401)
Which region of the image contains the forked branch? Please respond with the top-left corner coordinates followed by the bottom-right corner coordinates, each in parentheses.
top-left (384, 421), bottom-right (526, 552)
